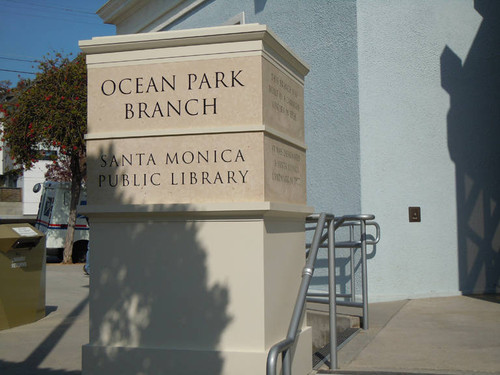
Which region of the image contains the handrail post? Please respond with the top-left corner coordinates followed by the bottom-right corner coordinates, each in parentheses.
top-left (283, 345), bottom-right (292, 375)
top-left (361, 219), bottom-right (369, 330)
top-left (327, 217), bottom-right (337, 369)
top-left (349, 223), bottom-right (355, 301)
top-left (267, 213), bottom-right (327, 375)
top-left (268, 213), bottom-right (379, 375)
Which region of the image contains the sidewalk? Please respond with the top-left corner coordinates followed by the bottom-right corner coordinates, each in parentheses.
top-left (0, 264), bottom-right (89, 375)
top-left (1, 265), bottom-right (499, 374)
top-left (320, 295), bottom-right (500, 375)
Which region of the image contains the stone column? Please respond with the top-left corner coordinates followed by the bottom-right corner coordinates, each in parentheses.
top-left (80, 24), bottom-right (311, 375)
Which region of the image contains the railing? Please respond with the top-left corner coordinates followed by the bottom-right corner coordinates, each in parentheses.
top-left (307, 215), bottom-right (380, 330)
top-left (266, 213), bottom-right (380, 375)
top-left (267, 213), bottom-right (334, 375)
top-left (306, 214), bottom-right (380, 370)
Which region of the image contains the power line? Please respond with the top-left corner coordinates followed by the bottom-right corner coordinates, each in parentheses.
top-left (0, 68), bottom-right (36, 75)
top-left (0, 0), bottom-right (96, 15)
top-left (0, 56), bottom-right (36, 63)
top-left (0, 0), bottom-right (104, 25)
top-left (2, 9), bottom-right (104, 25)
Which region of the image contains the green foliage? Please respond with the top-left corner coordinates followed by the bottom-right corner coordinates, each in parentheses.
top-left (0, 53), bottom-right (86, 172)
top-left (0, 53), bottom-right (87, 263)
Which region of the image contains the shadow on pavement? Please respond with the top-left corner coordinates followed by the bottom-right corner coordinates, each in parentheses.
top-left (466, 293), bottom-right (500, 304)
top-left (0, 361), bottom-right (80, 375)
top-left (45, 306), bottom-right (58, 316)
top-left (319, 371), bottom-right (459, 375)
top-left (0, 296), bottom-right (88, 375)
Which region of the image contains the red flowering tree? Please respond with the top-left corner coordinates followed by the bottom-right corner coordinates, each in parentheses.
top-left (0, 53), bottom-right (87, 264)
top-left (0, 81), bottom-right (11, 98)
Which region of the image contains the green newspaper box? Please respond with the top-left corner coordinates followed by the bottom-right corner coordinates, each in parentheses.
top-left (0, 223), bottom-right (46, 330)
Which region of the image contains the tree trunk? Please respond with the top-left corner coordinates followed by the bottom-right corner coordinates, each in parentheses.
top-left (62, 153), bottom-right (83, 264)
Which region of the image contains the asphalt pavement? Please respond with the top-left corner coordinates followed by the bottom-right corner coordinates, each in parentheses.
top-left (0, 264), bottom-right (499, 375)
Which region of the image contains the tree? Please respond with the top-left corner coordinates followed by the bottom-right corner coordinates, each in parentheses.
top-left (0, 81), bottom-right (12, 99)
top-left (0, 53), bottom-right (87, 264)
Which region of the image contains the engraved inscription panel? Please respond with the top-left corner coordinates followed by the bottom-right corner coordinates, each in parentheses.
top-left (85, 48), bottom-right (307, 206)
top-left (264, 136), bottom-right (306, 204)
top-left (87, 56), bottom-right (263, 134)
top-left (87, 133), bottom-right (265, 206)
top-left (262, 58), bottom-right (305, 143)
top-left (87, 132), bottom-right (306, 206)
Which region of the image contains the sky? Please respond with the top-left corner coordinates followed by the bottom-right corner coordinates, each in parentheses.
top-left (0, 0), bottom-right (115, 85)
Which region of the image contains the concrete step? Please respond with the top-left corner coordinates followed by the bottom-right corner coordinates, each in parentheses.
top-left (307, 302), bottom-right (360, 354)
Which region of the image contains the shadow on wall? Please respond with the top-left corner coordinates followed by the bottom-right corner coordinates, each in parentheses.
top-left (441, 0), bottom-right (500, 294)
top-left (163, 0), bottom-right (215, 30)
top-left (254, 0), bottom-right (267, 14)
top-left (85, 142), bottom-right (232, 373)
top-left (309, 225), bottom-right (377, 297)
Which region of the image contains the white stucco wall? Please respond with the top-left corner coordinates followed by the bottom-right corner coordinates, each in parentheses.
top-left (97, 0), bottom-right (498, 300)
top-left (150, 0), bottom-right (362, 294)
top-left (152, 0), bottom-right (362, 217)
top-left (357, 0), bottom-right (482, 301)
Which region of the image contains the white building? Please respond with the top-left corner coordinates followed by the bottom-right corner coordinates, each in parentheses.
top-left (0, 115), bottom-right (52, 217)
top-left (92, 0), bottom-right (500, 301)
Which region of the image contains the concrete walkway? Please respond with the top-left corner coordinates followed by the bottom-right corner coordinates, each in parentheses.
top-left (320, 295), bottom-right (500, 375)
top-left (1, 265), bottom-right (499, 374)
top-left (0, 264), bottom-right (88, 375)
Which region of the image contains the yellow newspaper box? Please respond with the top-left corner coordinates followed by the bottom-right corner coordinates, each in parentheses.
top-left (0, 223), bottom-right (46, 330)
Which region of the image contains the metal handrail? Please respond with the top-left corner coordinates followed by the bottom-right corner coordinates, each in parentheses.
top-left (267, 213), bottom-right (334, 375)
top-left (267, 213), bottom-right (379, 375)
top-left (306, 216), bottom-right (380, 329)
top-left (305, 215), bottom-right (379, 245)
top-left (335, 221), bottom-right (380, 246)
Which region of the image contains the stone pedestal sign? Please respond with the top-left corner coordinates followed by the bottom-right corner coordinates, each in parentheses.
top-left (80, 24), bottom-right (311, 375)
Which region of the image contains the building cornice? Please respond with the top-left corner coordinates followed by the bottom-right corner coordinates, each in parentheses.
top-left (79, 24), bottom-right (309, 77)
top-left (97, 0), bottom-right (210, 34)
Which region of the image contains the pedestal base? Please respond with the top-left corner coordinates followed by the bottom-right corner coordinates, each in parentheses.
top-left (82, 205), bottom-right (313, 375)
top-left (83, 327), bottom-right (311, 375)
